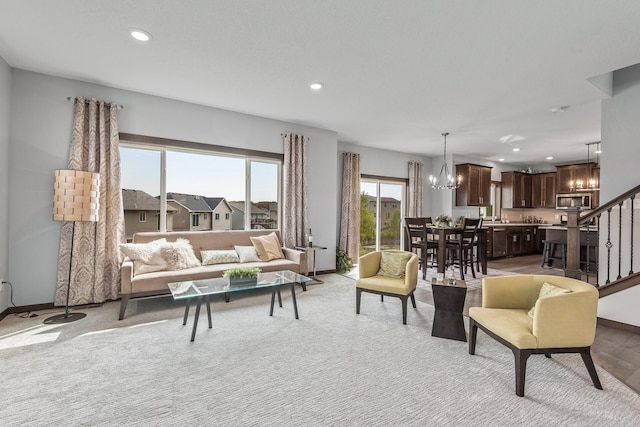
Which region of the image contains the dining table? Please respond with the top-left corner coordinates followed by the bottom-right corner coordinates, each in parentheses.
top-left (424, 224), bottom-right (488, 275)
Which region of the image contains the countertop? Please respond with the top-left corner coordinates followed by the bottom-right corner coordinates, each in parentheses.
top-left (482, 222), bottom-right (548, 227)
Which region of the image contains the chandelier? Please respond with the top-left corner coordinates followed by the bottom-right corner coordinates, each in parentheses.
top-left (570, 141), bottom-right (600, 192)
top-left (429, 132), bottom-right (461, 190)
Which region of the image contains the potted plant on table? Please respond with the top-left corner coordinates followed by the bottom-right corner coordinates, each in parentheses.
top-left (435, 214), bottom-right (452, 227)
top-left (223, 266), bottom-right (261, 287)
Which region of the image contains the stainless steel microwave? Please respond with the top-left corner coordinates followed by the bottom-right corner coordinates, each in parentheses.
top-left (556, 193), bottom-right (591, 209)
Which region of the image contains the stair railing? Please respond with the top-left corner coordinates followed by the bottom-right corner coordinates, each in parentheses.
top-left (565, 184), bottom-right (640, 289)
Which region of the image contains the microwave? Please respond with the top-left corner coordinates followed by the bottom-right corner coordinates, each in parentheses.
top-left (556, 193), bottom-right (591, 209)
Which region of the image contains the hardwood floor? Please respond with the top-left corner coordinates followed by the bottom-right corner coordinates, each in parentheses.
top-left (413, 254), bottom-right (640, 395)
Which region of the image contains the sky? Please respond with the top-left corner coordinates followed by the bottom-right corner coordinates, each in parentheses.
top-left (120, 147), bottom-right (279, 201)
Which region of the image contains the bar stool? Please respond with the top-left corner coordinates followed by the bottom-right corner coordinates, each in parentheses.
top-left (540, 240), bottom-right (566, 269)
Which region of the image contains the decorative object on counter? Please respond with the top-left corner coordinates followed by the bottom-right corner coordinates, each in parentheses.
top-left (434, 214), bottom-right (452, 227)
top-left (223, 266), bottom-right (261, 286)
top-left (447, 265), bottom-right (456, 285)
top-left (429, 132), bottom-right (461, 190)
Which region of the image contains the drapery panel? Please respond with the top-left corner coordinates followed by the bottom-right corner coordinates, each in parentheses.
top-left (55, 97), bottom-right (124, 306)
top-left (407, 161), bottom-right (423, 217)
top-left (282, 133), bottom-right (307, 248)
top-left (339, 152), bottom-right (360, 262)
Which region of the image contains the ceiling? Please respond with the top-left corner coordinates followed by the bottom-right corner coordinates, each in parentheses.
top-left (2, 0), bottom-right (640, 166)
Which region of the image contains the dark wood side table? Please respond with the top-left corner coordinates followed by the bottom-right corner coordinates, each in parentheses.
top-left (430, 278), bottom-right (467, 342)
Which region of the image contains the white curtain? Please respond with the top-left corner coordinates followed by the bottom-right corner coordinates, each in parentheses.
top-left (407, 161), bottom-right (423, 217)
top-left (339, 152), bottom-right (361, 263)
top-left (55, 97), bottom-right (124, 305)
top-left (282, 133), bottom-right (307, 248)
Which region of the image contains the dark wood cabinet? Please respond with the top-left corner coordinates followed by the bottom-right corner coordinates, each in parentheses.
top-left (489, 226), bottom-right (544, 259)
top-left (556, 163), bottom-right (596, 194)
top-left (501, 171), bottom-right (532, 208)
top-left (456, 163), bottom-right (492, 206)
top-left (531, 172), bottom-right (556, 208)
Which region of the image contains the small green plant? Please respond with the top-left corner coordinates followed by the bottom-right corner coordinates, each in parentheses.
top-left (336, 247), bottom-right (353, 273)
top-left (223, 266), bottom-right (261, 278)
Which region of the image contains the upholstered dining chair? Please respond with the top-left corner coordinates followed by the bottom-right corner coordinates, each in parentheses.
top-left (356, 250), bottom-right (419, 324)
top-left (468, 275), bottom-right (602, 397)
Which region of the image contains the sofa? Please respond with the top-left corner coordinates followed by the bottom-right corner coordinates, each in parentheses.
top-left (119, 229), bottom-right (307, 320)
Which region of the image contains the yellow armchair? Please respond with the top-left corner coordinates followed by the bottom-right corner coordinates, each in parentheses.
top-left (468, 275), bottom-right (602, 397)
top-left (356, 250), bottom-right (419, 324)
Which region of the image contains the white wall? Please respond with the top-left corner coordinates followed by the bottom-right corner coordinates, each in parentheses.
top-left (8, 69), bottom-right (337, 306)
top-left (597, 63), bottom-right (640, 327)
top-left (0, 56), bottom-right (10, 313)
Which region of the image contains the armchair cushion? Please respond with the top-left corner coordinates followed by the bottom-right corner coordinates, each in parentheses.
top-left (527, 282), bottom-right (571, 318)
top-left (376, 250), bottom-right (413, 279)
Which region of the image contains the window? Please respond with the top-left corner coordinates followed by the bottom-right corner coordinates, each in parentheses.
top-left (138, 211), bottom-right (146, 222)
top-left (120, 135), bottom-right (282, 236)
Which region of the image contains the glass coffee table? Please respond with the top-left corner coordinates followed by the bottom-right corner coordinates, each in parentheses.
top-left (168, 270), bottom-right (312, 342)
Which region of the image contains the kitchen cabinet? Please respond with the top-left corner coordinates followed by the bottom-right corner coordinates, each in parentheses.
top-left (455, 163), bottom-right (492, 206)
top-left (556, 163), bottom-right (596, 194)
top-left (488, 225), bottom-right (544, 258)
top-left (531, 172), bottom-right (556, 208)
top-left (501, 171), bottom-right (532, 208)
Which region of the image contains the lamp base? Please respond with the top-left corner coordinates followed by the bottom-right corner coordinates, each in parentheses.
top-left (43, 312), bottom-right (87, 324)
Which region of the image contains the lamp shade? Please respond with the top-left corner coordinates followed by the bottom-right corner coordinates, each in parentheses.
top-left (53, 170), bottom-right (100, 222)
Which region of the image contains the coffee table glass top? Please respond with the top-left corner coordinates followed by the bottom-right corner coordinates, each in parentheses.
top-left (168, 270), bottom-right (311, 300)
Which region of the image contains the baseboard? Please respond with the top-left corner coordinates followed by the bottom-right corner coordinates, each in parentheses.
top-left (0, 307), bottom-right (8, 322)
top-left (597, 317), bottom-right (640, 335)
top-left (8, 302), bottom-right (54, 315)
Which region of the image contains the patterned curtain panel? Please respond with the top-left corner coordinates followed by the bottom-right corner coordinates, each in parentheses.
top-left (282, 133), bottom-right (307, 248)
top-left (339, 152), bottom-right (360, 262)
top-left (407, 161), bottom-right (423, 217)
top-left (55, 97), bottom-right (124, 306)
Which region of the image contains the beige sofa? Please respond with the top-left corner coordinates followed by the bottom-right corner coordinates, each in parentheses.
top-left (119, 229), bottom-right (306, 320)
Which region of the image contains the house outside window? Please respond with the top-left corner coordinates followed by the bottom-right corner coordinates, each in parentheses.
top-left (192, 214), bottom-right (199, 227)
top-left (203, 213), bottom-right (208, 220)
top-left (215, 213), bottom-right (220, 220)
top-left (225, 213), bottom-right (230, 220)
top-left (139, 211), bottom-right (146, 222)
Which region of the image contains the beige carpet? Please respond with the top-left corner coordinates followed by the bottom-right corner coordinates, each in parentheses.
top-left (0, 274), bottom-right (638, 426)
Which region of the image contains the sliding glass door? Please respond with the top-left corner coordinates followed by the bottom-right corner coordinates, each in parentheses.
top-left (360, 178), bottom-right (405, 255)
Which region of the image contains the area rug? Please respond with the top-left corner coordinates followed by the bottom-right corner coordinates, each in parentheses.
top-left (0, 274), bottom-right (638, 426)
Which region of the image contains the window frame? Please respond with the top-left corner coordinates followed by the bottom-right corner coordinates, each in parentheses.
top-left (120, 133), bottom-right (283, 232)
top-left (138, 211), bottom-right (146, 222)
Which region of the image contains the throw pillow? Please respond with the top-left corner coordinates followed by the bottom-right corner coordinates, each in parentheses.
top-left (376, 251), bottom-right (413, 279)
top-left (201, 249), bottom-right (240, 265)
top-left (527, 282), bottom-right (571, 318)
top-left (120, 238), bottom-right (168, 275)
top-left (250, 232), bottom-right (285, 262)
top-left (160, 238), bottom-right (201, 271)
top-left (234, 245), bottom-right (262, 263)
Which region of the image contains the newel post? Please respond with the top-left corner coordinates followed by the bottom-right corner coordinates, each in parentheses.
top-left (565, 207), bottom-right (581, 279)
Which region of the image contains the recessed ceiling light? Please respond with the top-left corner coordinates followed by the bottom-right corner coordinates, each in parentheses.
top-left (546, 156), bottom-right (554, 160)
top-left (512, 148), bottom-right (520, 152)
top-left (498, 158), bottom-right (505, 162)
top-left (129, 28), bottom-right (152, 42)
top-left (309, 82), bottom-right (324, 91)
top-left (595, 149), bottom-right (602, 154)
top-left (551, 105), bottom-right (569, 113)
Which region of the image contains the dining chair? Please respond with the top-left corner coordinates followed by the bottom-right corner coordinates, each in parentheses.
top-left (404, 217), bottom-right (437, 279)
top-left (445, 217), bottom-right (482, 280)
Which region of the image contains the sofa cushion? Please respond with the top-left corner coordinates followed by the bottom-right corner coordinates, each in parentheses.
top-left (235, 245), bottom-right (262, 263)
top-left (160, 238), bottom-right (201, 270)
top-left (120, 238), bottom-right (168, 275)
top-left (376, 251), bottom-right (412, 279)
top-left (250, 232), bottom-right (285, 261)
top-left (201, 249), bottom-right (240, 265)
top-left (527, 282), bottom-right (571, 318)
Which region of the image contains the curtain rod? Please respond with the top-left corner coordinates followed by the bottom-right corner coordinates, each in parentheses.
top-left (66, 97), bottom-right (124, 110)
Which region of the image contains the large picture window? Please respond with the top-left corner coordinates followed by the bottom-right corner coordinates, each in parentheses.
top-left (120, 134), bottom-right (281, 240)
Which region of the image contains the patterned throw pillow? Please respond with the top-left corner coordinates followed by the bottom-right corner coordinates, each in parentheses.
top-left (201, 249), bottom-right (240, 265)
top-left (160, 238), bottom-right (201, 271)
top-left (234, 245), bottom-right (262, 263)
top-left (376, 251), bottom-right (413, 279)
top-left (250, 232), bottom-right (284, 261)
top-left (527, 282), bottom-right (571, 318)
top-left (119, 238), bottom-right (168, 275)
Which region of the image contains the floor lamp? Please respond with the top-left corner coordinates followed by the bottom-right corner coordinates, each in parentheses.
top-left (44, 169), bottom-right (100, 324)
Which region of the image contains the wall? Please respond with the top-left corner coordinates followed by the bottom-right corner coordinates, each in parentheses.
top-left (8, 69), bottom-right (337, 306)
top-left (0, 56), bottom-right (10, 313)
top-left (597, 62), bottom-right (640, 327)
